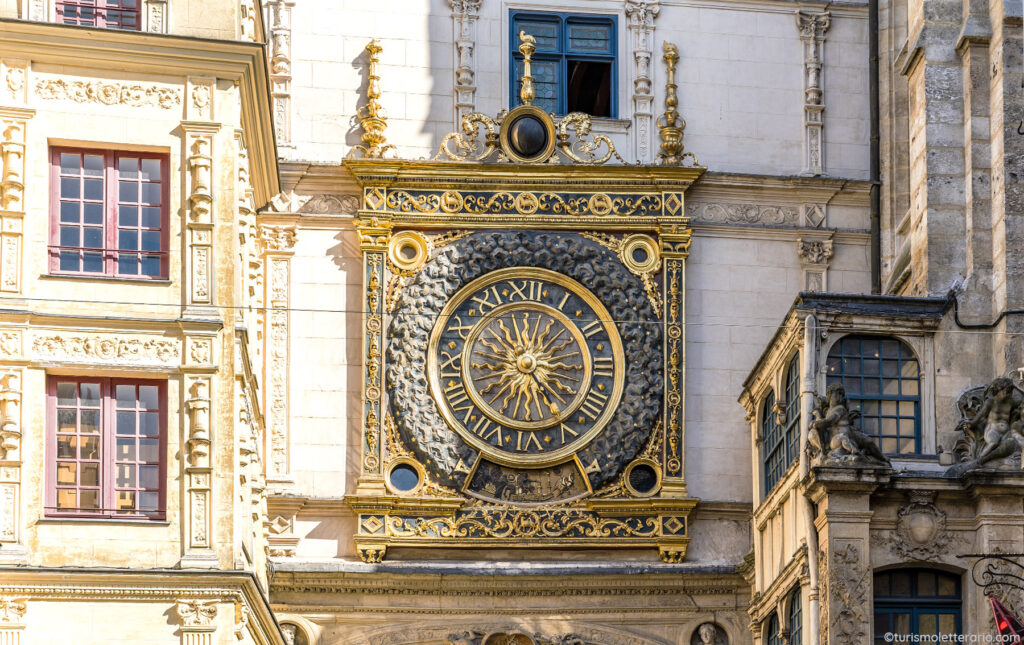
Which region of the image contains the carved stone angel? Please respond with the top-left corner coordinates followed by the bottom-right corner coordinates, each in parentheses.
top-left (947, 377), bottom-right (1024, 476)
top-left (807, 383), bottom-right (890, 467)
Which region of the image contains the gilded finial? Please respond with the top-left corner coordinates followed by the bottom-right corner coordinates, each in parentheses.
top-left (657, 41), bottom-right (696, 166)
top-left (352, 39), bottom-right (396, 158)
top-left (518, 30), bottom-right (536, 106)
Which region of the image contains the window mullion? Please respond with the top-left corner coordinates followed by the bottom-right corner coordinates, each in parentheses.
top-left (102, 378), bottom-right (114, 516)
top-left (106, 152), bottom-right (117, 275)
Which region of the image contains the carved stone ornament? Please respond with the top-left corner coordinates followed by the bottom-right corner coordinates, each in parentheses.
top-left (35, 78), bottom-right (181, 109)
top-left (877, 491), bottom-right (953, 560)
top-left (386, 231), bottom-right (662, 493)
top-left (824, 543), bottom-right (870, 643)
top-left (446, 630), bottom-right (631, 645)
top-left (0, 372), bottom-right (21, 460)
top-left (797, 237), bottom-right (833, 265)
top-left (0, 596), bottom-right (26, 623)
top-left (449, 0), bottom-right (482, 123)
top-left (948, 377), bottom-right (1024, 475)
top-left (685, 202), bottom-right (799, 226)
top-left (31, 332), bottom-right (179, 365)
top-left (625, 0), bottom-right (660, 161)
top-left (176, 598), bottom-right (218, 627)
top-left (692, 622), bottom-right (728, 645)
top-left (807, 383), bottom-right (891, 467)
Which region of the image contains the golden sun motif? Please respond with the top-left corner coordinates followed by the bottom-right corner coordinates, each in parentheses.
top-left (471, 311), bottom-right (584, 423)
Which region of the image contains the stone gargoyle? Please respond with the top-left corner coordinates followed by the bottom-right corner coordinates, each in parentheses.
top-left (807, 383), bottom-right (890, 467)
top-left (947, 377), bottom-right (1024, 476)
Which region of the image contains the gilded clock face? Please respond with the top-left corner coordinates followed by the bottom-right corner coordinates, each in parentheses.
top-left (427, 268), bottom-right (624, 467)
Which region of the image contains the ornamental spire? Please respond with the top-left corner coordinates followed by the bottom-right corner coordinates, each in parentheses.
top-left (518, 31), bottom-right (536, 106)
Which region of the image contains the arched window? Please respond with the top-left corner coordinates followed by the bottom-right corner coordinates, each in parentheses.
top-left (874, 569), bottom-right (961, 643)
top-left (762, 391), bottom-right (784, 492)
top-left (825, 335), bottom-right (921, 455)
top-left (789, 589), bottom-right (803, 645)
top-left (765, 612), bottom-right (783, 645)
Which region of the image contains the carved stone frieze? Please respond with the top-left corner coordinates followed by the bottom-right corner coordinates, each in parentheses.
top-left (796, 11), bottom-right (830, 175)
top-left (31, 332), bottom-right (179, 365)
top-left (685, 201), bottom-right (799, 226)
top-left (449, 0), bottom-right (482, 124)
top-left (35, 79), bottom-right (181, 109)
top-left (823, 543), bottom-right (870, 643)
top-left (362, 624), bottom-right (671, 645)
top-left (625, 0), bottom-right (660, 161)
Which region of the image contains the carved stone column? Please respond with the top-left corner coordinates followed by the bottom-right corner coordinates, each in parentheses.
top-left (260, 225), bottom-right (296, 484)
top-left (182, 122), bottom-right (219, 315)
top-left (0, 63), bottom-right (34, 297)
top-left (660, 218), bottom-right (690, 497)
top-left (625, 0), bottom-right (660, 162)
top-left (796, 235), bottom-right (834, 292)
top-left (0, 372), bottom-right (23, 562)
top-left (354, 215), bottom-right (391, 495)
top-left (796, 11), bottom-right (830, 176)
top-left (179, 377), bottom-right (217, 567)
top-left (176, 599), bottom-right (218, 645)
top-left (449, 0), bottom-right (482, 125)
top-left (0, 596), bottom-right (26, 645)
top-left (265, 0), bottom-right (294, 149)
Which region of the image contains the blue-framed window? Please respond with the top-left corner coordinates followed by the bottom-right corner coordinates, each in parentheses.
top-left (874, 569), bottom-right (961, 643)
top-left (825, 335), bottom-right (921, 455)
top-left (789, 589), bottom-right (803, 645)
top-left (763, 354), bottom-right (801, 494)
top-left (766, 612), bottom-right (783, 645)
top-left (510, 11), bottom-right (617, 117)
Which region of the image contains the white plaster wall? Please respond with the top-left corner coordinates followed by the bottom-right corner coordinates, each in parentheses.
top-left (286, 0), bottom-right (870, 176)
top-left (287, 226), bottom-right (362, 497)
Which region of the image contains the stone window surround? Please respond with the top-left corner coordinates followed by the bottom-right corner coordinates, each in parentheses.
top-left (48, 146), bottom-right (170, 280)
top-left (27, 0), bottom-right (169, 33)
top-left (502, 0), bottom-right (630, 119)
top-left (44, 375), bottom-right (167, 520)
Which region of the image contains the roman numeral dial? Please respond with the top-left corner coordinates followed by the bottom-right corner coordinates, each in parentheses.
top-left (427, 267), bottom-right (624, 468)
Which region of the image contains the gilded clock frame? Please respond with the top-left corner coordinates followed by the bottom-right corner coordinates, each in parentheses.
top-left (345, 158), bottom-right (704, 563)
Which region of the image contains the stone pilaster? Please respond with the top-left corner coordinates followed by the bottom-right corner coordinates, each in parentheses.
top-left (807, 468), bottom-right (888, 645)
top-left (176, 599), bottom-right (218, 645)
top-left (449, 0), bottom-right (482, 125)
top-left (180, 377), bottom-right (218, 567)
top-left (26, 0), bottom-right (47, 21)
top-left (796, 11), bottom-right (830, 176)
top-left (0, 71), bottom-right (33, 298)
top-left (145, 0), bottom-right (168, 33)
top-left (265, 0), bottom-right (295, 149)
top-left (625, 0), bottom-right (660, 163)
top-left (0, 372), bottom-right (22, 562)
top-left (796, 235), bottom-right (834, 292)
top-left (0, 596), bottom-right (26, 645)
top-left (182, 122), bottom-right (220, 316)
top-left (260, 225), bottom-right (296, 484)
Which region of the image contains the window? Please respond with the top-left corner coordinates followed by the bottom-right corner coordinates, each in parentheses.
top-left (826, 335), bottom-right (921, 455)
top-left (874, 569), bottom-right (961, 643)
top-left (57, 0), bottom-right (141, 29)
top-left (789, 589), bottom-right (803, 645)
top-left (765, 612), bottom-right (783, 645)
top-left (510, 12), bottom-right (616, 117)
top-left (763, 355), bottom-right (801, 494)
top-left (50, 148), bottom-right (168, 279)
top-left (47, 377), bottom-right (165, 518)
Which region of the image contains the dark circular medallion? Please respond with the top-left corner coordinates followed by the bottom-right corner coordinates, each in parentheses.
top-left (508, 114), bottom-right (548, 159)
top-left (628, 463), bottom-right (659, 494)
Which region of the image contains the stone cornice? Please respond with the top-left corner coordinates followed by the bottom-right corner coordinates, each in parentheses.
top-left (0, 567), bottom-right (285, 645)
top-left (0, 18), bottom-right (280, 205)
top-left (689, 171), bottom-right (871, 205)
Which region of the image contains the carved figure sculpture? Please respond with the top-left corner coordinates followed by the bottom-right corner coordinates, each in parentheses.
top-left (807, 383), bottom-right (889, 467)
top-left (698, 623), bottom-right (717, 644)
top-left (948, 377), bottom-right (1024, 475)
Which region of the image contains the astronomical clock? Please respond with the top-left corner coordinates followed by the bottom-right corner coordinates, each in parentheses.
top-left (344, 35), bottom-right (704, 563)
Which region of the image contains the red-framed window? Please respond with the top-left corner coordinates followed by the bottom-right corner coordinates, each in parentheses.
top-left (50, 148), bottom-right (169, 279)
top-left (56, 0), bottom-right (141, 30)
top-left (46, 377), bottom-right (166, 519)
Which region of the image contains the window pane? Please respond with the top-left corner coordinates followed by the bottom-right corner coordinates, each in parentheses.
top-left (903, 379), bottom-right (919, 396)
top-left (80, 410), bottom-right (100, 435)
top-left (141, 183), bottom-right (160, 204)
top-left (141, 158), bottom-right (161, 180)
top-left (119, 180), bottom-right (138, 202)
top-left (80, 462), bottom-right (99, 487)
top-left (117, 255), bottom-right (138, 275)
top-left (140, 411), bottom-right (159, 436)
top-left (116, 437), bottom-right (136, 460)
top-left (893, 613), bottom-right (910, 634)
top-left (919, 571), bottom-right (937, 596)
top-left (568, 21), bottom-right (613, 53)
top-left (57, 435), bottom-right (76, 458)
top-left (118, 156), bottom-right (138, 178)
top-left (119, 205), bottom-right (137, 227)
top-left (59, 226), bottom-right (79, 248)
top-left (938, 614), bottom-right (956, 634)
top-left (513, 18), bottom-right (558, 49)
top-left (79, 489), bottom-right (99, 509)
top-left (83, 178), bottom-right (103, 201)
top-left (83, 227), bottom-right (103, 249)
top-left (59, 251), bottom-right (79, 272)
top-left (116, 490), bottom-right (135, 510)
top-left (138, 491), bottom-right (158, 511)
top-left (57, 408), bottom-right (76, 433)
top-left (140, 255), bottom-right (160, 277)
top-left (919, 613), bottom-right (937, 634)
top-left (141, 206), bottom-right (160, 228)
top-left (139, 386), bottom-right (159, 410)
top-left (140, 231), bottom-right (160, 251)
top-left (139, 465), bottom-right (158, 488)
top-left (56, 488), bottom-right (76, 509)
top-left (80, 383), bottom-right (100, 405)
top-left (80, 435), bottom-right (99, 459)
top-left (60, 177), bottom-right (79, 199)
top-left (938, 576), bottom-right (956, 596)
top-left (56, 462), bottom-right (77, 485)
top-left (118, 230), bottom-right (137, 251)
top-left (139, 438), bottom-right (159, 461)
top-left (567, 59), bottom-right (612, 117)
top-left (82, 252), bottom-right (103, 273)
top-left (83, 154), bottom-right (103, 176)
top-left (117, 464), bottom-right (135, 487)
top-left (57, 382), bottom-right (77, 406)
top-left (60, 202), bottom-right (80, 223)
top-left (84, 202), bottom-right (103, 224)
top-left (60, 153), bottom-right (80, 174)
top-left (116, 384), bottom-right (135, 408)
top-left (116, 411), bottom-right (136, 435)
